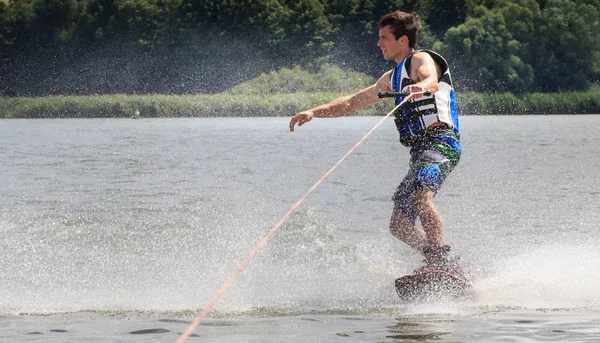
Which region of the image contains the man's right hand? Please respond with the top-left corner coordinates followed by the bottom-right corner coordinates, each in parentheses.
top-left (289, 111), bottom-right (314, 132)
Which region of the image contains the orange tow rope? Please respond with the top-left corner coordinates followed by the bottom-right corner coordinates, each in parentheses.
top-left (176, 93), bottom-right (418, 342)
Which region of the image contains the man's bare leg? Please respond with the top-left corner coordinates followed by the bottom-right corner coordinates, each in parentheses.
top-left (389, 204), bottom-right (427, 251)
top-left (410, 188), bottom-right (444, 249)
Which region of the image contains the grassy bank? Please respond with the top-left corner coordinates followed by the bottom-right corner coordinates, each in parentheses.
top-left (1, 64), bottom-right (598, 118)
top-left (1, 87), bottom-right (599, 118)
top-left (459, 85), bottom-right (600, 115)
top-left (0, 93), bottom-right (389, 118)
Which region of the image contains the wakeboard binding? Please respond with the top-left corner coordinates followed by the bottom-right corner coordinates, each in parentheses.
top-left (395, 245), bottom-right (473, 302)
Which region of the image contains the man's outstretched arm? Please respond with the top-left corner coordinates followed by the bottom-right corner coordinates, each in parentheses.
top-left (289, 71), bottom-right (392, 132)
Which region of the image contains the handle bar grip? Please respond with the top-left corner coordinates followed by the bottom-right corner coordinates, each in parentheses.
top-left (377, 90), bottom-right (432, 98)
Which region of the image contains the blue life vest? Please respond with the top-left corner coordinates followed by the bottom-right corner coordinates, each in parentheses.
top-left (391, 50), bottom-right (459, 147)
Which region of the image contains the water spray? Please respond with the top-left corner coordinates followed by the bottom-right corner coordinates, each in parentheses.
top-left (176, 90), bottom-right (432, 342)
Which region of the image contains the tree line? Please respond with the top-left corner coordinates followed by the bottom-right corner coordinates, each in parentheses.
top-left (1, 0), bottom-right (599, 96)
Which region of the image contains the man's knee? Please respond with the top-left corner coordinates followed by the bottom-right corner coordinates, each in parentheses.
top-left (409, 188), bottom-right (436, 212)
top-left (389, 204), bottom-right (415, 234)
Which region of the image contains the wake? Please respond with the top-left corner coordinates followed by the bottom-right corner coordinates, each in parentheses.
top-left (471, 244), bottom-right (600, 309)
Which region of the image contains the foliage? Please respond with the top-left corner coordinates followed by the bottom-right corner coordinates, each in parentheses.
top-left (442, 0), bottom-right (600, 92)
top-left (420, 0), bottom-right (469, 39)
top-left (2, 85), bottom-right (599, 118)
top-left (532, 0), bottom-right (600, 91)
top-left (458, 84), bottom-right (600, 114)
top-left (440, 5), bottom-right (534, 92)
top-left (0, 0), bottom-right (599, 95)
top-left (227, 64), bottom-right (375, 94)
top-left (0, 92), bottom-right (389, 118)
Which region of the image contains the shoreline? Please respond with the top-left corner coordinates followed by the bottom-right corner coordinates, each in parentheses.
top-left (1, 89), bottom-right (599, 118)
top-left (2, 113), bottom-right (599, 119)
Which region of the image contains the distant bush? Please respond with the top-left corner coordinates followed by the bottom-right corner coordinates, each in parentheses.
top-left (459, 84), bottom-right (600, 115)
top-left (1, 85), bottom-right (598, 118)
top-left (227, 64), bottom-right (376, 95)
top-left (0, 93), bottom-right (389, 118)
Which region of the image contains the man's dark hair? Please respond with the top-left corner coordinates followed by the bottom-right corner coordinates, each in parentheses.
top-left (378, 11), bottom-right (421, 48)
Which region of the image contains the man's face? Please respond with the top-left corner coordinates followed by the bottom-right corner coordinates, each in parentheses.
top-left (377, 25), bottom-right (404, 62)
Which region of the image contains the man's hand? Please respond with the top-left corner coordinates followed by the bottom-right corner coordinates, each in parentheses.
top-left (289, 111), bottom-right (314, 132)
top-left (403, 84), bottom-right (428, 101)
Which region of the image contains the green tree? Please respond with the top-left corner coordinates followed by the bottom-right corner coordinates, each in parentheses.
top-left (440, 5), bottom-right (533, 92)
top-left (324, 0), bottom-right (435, 77)
top-left (419, 0), bottom-right (469, 39)
top-left (495, 0), bottom-right (542, 68)
top-left (2, 0), bottom-right (599, 96)
top-left (532, 0), bottom-right (600, 91)
top-left (324, 0), bottom-right (380, 73)
top-left (0, 1), bottom-right (11, 46)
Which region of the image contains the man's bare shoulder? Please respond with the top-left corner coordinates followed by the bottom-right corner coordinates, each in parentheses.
top-left (410, 51), bottom-right (441, 79)
top-left (412, 51), bottom-right (435, 64)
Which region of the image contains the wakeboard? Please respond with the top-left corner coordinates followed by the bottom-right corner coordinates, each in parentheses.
top-left (395, 268), bottom-right (472, 302)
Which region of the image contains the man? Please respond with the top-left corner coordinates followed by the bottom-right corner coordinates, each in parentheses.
top-left (289, 11), bottom-right (462, 272)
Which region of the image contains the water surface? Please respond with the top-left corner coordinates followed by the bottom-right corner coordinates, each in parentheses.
top-left (1, 116), bottom-right (599, 341)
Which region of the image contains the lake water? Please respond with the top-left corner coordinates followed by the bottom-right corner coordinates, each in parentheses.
top-left (1, 116), bottom-right (600, 342)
